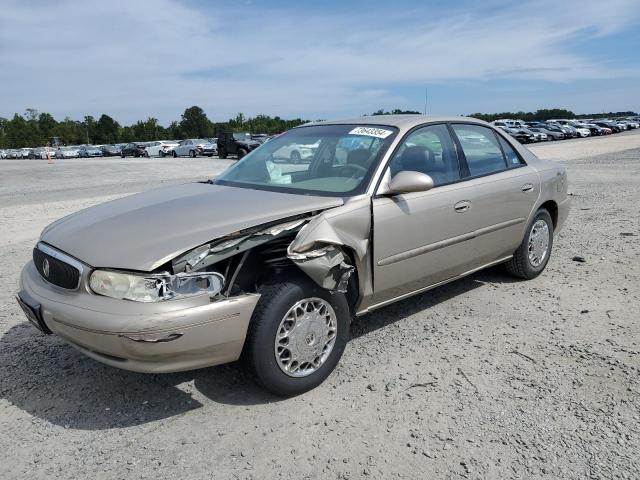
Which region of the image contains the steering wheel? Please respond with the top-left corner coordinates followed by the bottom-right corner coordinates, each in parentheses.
top-left (339, 163), bottom-right (367, 180)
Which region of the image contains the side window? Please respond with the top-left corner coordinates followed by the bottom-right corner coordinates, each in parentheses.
top-left (497, 135), bottom-right (524, 168)
top-left (451, 124), bottom-right (508, 177)
top-left (388, 124), bottom-right (460, 186)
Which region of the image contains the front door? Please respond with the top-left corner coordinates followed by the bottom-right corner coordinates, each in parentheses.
top-left (369, 123), bottom-right (479, 307)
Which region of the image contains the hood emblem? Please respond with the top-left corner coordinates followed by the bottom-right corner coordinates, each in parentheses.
top-left (42, 258), bottom-right (50, 278)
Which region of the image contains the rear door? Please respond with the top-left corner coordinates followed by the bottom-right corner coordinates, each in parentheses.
top-left (449, 123), bottom-right (540, 265)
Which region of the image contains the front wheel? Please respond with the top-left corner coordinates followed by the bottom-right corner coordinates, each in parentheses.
top-left (237, 148), bottom-right (248, 159)
top-left (218, 148), bottom-right (227, 159)
top-left (245, 275), bottom-right (350, 396)
top-left (505, 208), bottom-right (554, 279)
top-left (160, 151), bottom-right (165, 158)
top-left (172, 150), bottom-right (177, 158)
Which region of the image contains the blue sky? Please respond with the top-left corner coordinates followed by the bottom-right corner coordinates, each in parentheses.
top-left (1, 0), bottom-right (639, 124)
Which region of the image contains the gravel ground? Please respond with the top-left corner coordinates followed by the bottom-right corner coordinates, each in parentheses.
top-left (1, 131), bottom-right (639, 479)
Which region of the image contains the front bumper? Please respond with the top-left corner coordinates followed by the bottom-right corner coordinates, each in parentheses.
top-left (18, 260), bottom-right (260, 373)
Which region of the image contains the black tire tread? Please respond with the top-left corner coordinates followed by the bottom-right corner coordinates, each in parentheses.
top-left (244, 274), bottom-right (349, 396)
top-left (505, 208), bottom-right (553, 279)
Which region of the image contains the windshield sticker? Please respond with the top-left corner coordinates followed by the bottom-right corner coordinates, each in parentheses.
top-left (348, 127), bottom-right (393, 139)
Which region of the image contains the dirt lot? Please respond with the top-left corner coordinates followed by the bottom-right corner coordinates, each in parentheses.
top-left (1, 131), bottom-right (639, 479)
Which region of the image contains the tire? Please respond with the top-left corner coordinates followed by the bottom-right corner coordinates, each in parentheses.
top-left (290, 150), bottom-right (301, 164)
top-left (189, 150), bottom-right (196, 158)
top-left (245, 274), bottom-right (351, 397)
top-left (172, 150), bottom-right (177, 158)
top-left (237, 148), bottom-right (248, 159)
top-left (144, 151), bottom-right (149, 158)
top-left (218, 148), bottom-right (227, 159)
top-left (505, 208), bottom-right (554, 280)
top-left (120, 152), bottom-right (125, 158)
top-left (160, 151), bottom-right (165, 158)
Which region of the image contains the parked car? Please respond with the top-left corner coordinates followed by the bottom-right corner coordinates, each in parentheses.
top-left (272, 140), bottom-right (319, 163)
top-left (172, 139), bottom-right (217, 157)
top-left (528, 126), bottom-right (564, 141)
top-left (217, 132), bottom-right (261, 159)
top-left (499, 126), bottom-right (535, 144)
top-left (145, 141), bottom-right (180, 157)
top-left (16, 115), bottom-right (570, 396)
top-left (0, 150), bottom-right (7, 159)
top-left (594, 121), bottom-right (621, 133)
top-left (528, 129), bottom-right (548, 142)
top-left (577, 123), bottom-right (607, 136)
top-left (77, 146), bottom-right (103, 158)
top-left (251, 134), bottom-right (270, 144)
top-left (100, 144), bottom-right (122, 156)
top-left (120, 143), bottom-right (147, 157)
top-left (574, 126), bottom-right (591, 138)
top-left (54, 147), bottom-right (80, 159)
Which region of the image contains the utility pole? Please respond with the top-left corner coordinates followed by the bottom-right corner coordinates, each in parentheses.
top-left (424, 88), bottom-right (428, 115)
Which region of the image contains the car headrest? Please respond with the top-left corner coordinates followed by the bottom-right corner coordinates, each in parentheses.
top-left (400, 146), bottom-right (436, 172)
top-left (347, 149), bottom-right (371, 167)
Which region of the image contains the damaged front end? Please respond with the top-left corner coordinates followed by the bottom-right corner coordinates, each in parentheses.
top-left (287, 244), bottom-right (354, 293)
top-left (168, 212), bottom-right (359, 303)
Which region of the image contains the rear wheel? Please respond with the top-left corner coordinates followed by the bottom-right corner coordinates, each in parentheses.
top-left (505, 209), bottom-right (554, 279)
top-left (160, 151), bottom-right (165, 158)
top-left (189, 150), bottom-right (196, 158)
top-left (245, 275), bottom-right (350, 396)
top-left (237, 148), bottom-right (248, 159)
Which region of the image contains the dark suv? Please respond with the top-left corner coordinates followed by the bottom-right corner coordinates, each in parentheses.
top-left (217, 132), bottom-right (261, 159)
top-left (120, 143), bottom-right (147, 158)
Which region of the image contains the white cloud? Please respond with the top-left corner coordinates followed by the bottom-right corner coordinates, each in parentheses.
top-left (0, 0), bottom-right (638, 123)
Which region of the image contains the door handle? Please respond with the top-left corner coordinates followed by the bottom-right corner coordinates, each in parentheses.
top-left (454, 200), bottom-right (471, 212)
top-left (521, 183), bottom-right (534, 192)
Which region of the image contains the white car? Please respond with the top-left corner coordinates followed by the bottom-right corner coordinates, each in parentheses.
top-left (273, 141), bottom-right (319, 163)
top-left (145, 141), bottom-right (180, 158)
top-left (55, 147), bottom-right (80, 159)
top-left (575, 127), bottom-right (591, 138)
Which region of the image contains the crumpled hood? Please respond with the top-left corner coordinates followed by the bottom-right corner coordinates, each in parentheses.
top-left (41, 182), bottom-right (344, 271)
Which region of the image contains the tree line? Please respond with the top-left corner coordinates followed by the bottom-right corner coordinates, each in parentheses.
top-left (3, 105), bottom-right (637, 149)
top-left (0, 106), bottom-right (308, 148)
top-left (467, 108), bottom-right (638, 123)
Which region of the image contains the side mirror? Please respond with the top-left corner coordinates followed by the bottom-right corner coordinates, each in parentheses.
top-left (387, 171), bottom-right (434, 194)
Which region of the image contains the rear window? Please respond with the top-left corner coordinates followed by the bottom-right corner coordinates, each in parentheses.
top-left (497, 135), bottom-right (524, 168)
top-left (451, 124), bottom-right (508, 177)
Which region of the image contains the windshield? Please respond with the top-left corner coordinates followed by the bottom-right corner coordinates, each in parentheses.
top-left (215, 124), bottom-right (398, 196)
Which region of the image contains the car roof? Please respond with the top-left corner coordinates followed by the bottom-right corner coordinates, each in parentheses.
top-left (303, 115), bottom-right (490, 132)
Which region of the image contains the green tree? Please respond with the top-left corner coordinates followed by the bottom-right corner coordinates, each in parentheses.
top-left (94, 114), bottom-right (121, 144)
top-left (179, 106), bottom-right (212, 138)
top-left (38, 113), bottom-right (57, 141)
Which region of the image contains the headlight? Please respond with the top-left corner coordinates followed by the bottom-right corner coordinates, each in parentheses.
top-left (89, 269), bottom-right (224, 302)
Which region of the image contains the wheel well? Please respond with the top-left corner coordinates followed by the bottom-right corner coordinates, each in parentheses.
top-left (539, 200), bottom-right (558, 228)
